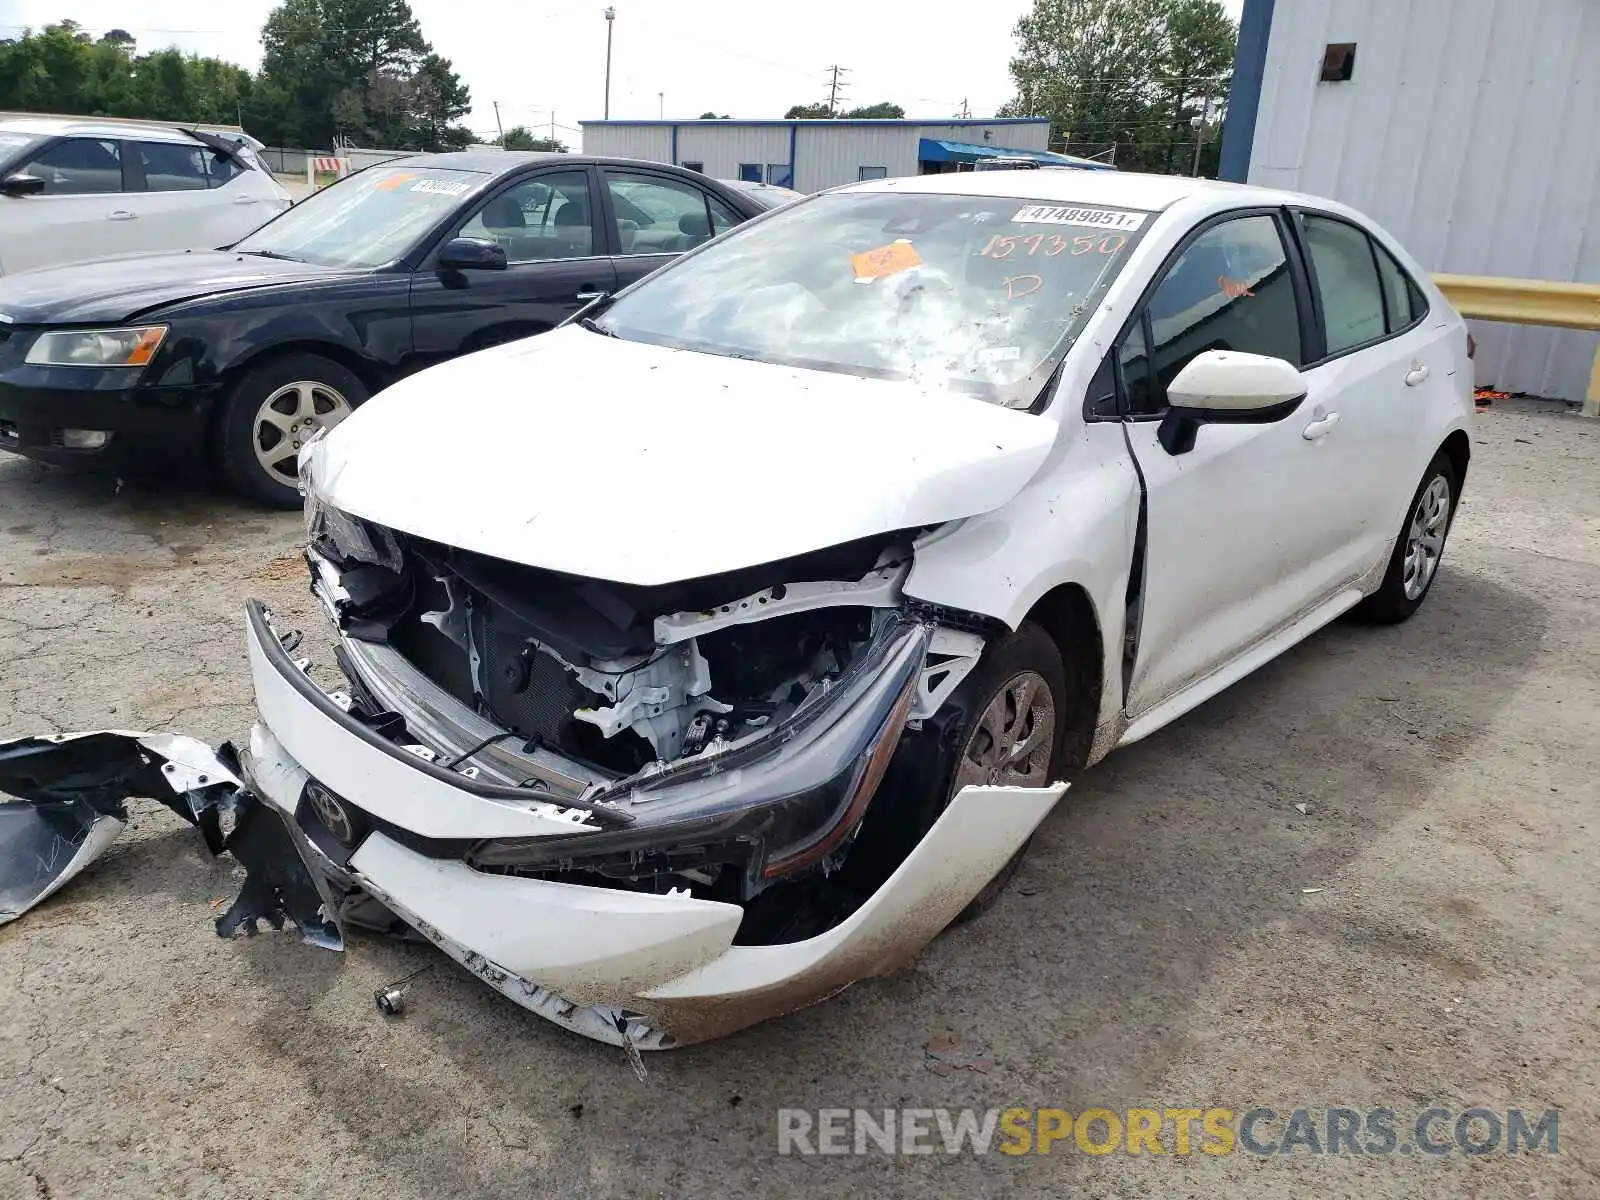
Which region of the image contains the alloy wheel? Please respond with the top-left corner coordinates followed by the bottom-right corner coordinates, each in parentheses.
top-left (1402, 474), bottom-right (1452, 600)
top-left (254, 380), bottom-right (352, 488)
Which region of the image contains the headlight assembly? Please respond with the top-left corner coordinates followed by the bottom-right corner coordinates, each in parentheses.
top-left (25, 326), bottom-right (168, 368)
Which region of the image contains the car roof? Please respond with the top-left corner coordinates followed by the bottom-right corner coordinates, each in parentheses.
top-left (400, 151), bottom-right (725, 177)
top-left (0, 115), bottom-right (212, 145)
top-left (845, 168), bottom-right (1290, 213)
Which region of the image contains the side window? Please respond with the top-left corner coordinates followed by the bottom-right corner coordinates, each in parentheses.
top-left (457, 171), bottom-right (593, 262)
top-left (1302, 214), bottom-right (1386, 354)
top-left (737, 163), bottom-right (762, 183)
top-left (766, 162), bottom-right (793, 188)
top-left (1372, 239), bottom-right (1423, 332)
top-left (1140, 214), bottom-right (1302, 414)
top-left (205, 151), bottom-right (243, 188)
top-left (138, 141), bottom-right (209, 191)
top-left (1119, 318), bottom-right (1156, 416)
top-left (707, 193), bottom-right (739, 236)
top-left (605, 173), bottom-right (723, 255)
top-left (22, 138), bottom-right (122, 194)
top-left (858, 166), bottom-right (888, 181)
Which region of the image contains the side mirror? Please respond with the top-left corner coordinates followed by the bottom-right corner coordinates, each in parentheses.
top-left (1158, 350), bottom-right (1307, 455)
top-left (437, 237), bottom-right (508, 272)
top-left (1, 173), bottom-right (46, 198)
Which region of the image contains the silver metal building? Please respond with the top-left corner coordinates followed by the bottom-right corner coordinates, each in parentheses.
top-left (1220, 0), bottom-right (1600, 402)
top-left (579, 118), bottom-right (1108, 193)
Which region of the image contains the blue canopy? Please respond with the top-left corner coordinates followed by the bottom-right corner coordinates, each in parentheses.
top-left (917, 138), bottom-right (1115, 171)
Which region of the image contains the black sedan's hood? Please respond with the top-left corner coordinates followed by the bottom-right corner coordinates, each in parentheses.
top-left (0, 251), bottom-right (345, 325)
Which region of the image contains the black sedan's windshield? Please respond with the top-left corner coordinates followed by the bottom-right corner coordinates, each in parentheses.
top-left (233, 165), bottom-right (488, 269)
top-left (595, 189), bottom-right (1150, 408)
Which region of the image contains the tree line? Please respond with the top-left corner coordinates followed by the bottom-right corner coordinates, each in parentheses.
top-left (0, 1), bottom-right (474, 152)
top-left (1002, 0), bottom-right (1237, 174)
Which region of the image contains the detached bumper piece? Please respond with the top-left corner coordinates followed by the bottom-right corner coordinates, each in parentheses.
top-left (0, 730), bottom-right (341, 948)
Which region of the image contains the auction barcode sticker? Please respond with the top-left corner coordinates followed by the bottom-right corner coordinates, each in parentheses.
top-left (1012, 205), bottom-right (1147, 231)
top-left (411, 179), bottom-right (472, 196)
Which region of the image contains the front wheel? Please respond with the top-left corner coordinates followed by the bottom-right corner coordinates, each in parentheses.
top-left (216, 352), bottom-right (367, 507)
top-left (1355, 452), bottom-right (1458, 624)
top-left (944, 621), bottom-right (1068, 922)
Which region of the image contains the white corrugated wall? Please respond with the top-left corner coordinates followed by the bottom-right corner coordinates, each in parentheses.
top-left (579, 125), bottom-right (674, 163)
top-left (1249, 0), bottom-right (1600, 400)
top-left (674, 125), bottom-right (791, 182)
top-left (793, 126), bottom-right (921, 191)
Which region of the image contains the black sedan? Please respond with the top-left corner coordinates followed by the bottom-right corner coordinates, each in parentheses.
top-left (0, 153), bottom-right (774, 505)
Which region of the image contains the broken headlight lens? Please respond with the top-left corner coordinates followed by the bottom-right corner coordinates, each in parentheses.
top-left (469, 618), bottom-right (930, 889)
top-left (25, 326), bottom-right (168, 368)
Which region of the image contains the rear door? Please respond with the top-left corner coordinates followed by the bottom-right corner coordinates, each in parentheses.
top-left (0, 136), bottom-right (138, 272)
top-left (125, 139), bottom-right (221, 252)
top-left (1292, 210), bottom-right (1444, 562)
top-left (408, 167), bottom-right (615, 367)
top-left (599, 168), bottom-right (744, 291)
top-left (1118, 209), bottom-right (1367, 718)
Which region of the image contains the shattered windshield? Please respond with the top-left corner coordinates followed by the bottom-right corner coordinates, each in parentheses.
top-left (232, 164), bottom-right (487, 269)
top-left (595, 189), bottom-right (1150, 407)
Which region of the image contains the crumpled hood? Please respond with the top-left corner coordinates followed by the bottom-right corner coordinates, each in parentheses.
top-left (307, 326), bottom-right (1058, 586)
top-left (0, 251), bottom-right (342, 325)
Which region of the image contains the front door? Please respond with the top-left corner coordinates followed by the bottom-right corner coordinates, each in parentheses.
top-left (408, 168), bottom-right (615, 366)
top-left (1121, 210), bottom-right (1365, 719)
top-left (598, 168), bottom-right (743, 291)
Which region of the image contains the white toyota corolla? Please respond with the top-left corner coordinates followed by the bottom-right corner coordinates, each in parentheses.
top-left (0, 170), bottom-right (1472, 1049)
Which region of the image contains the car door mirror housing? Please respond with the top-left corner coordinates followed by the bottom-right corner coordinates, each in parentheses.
top-left (1, 173), bottom-right (46, 198)
top-left (1158, 350), bottom-right (1307, 455)
top-left (438, 237), bottom-right (508, 271)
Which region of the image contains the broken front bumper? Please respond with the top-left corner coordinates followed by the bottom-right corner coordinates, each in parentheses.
top-left (242, 599), bottom-right (1069, 1048)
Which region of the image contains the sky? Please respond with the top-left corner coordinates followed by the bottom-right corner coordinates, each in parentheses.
top-left (3, 0), bottom-right (1246, 145)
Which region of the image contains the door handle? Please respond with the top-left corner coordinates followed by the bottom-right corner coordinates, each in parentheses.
top-left (1404, 363), bottom-right (1431, 387)
top-left (107, 209), bottom-right (136, 221)
top-left (232, 195), bottom-right (259, 205)
top-left (1302, 412), bottom-right (1341, 441)
top-left (574, 290), bottom-right (608, 301)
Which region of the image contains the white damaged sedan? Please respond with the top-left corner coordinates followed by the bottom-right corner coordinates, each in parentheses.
top-left (1, 171), bottom-right (1473, 1048)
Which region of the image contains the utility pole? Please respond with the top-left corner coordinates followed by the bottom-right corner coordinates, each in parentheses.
top-left (658, 91), bottom-right (663, 118)
top-left (493, 100), bottom-right (504, 143)
top-left (549, 110), bottom-right (556, 142)
top-left (1190, 86), bottom-right (1213, 177)
top-left (958, 98), bottom-right (970, 119)
top-left (825, 64), bottom-right (849, 115)
top-left (603, 7), bottom-right (616, 120)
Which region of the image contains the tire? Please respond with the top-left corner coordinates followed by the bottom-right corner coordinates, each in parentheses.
top-left (216, 352), bottom-right (367, 508)
top-left (1354, 452), bottom-right (1459, 624)
top-left (943, 621), bottom-right (1070, 923)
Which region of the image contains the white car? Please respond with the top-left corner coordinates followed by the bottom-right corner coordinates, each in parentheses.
top-left (0, 116), bottom-right (292, 276)
top-left (0, 171), bottom-right (1472, 1049)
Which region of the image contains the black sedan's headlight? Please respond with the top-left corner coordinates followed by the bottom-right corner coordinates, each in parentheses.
top-left (25, 326), bottom-right (167, 367)
top-left (469, 618), bottom-right (929, 890)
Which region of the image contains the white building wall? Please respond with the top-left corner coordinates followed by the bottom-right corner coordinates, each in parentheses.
top-left (792, 126), bottom-right (921, 192)
top-left (673, 125), bottom-right (791, 182)
top-left (581, 120), bottom-right (1054, 192)
top-left (579, 124), bottom-right (674, 164)
top-left (1249, 0), bottom-right (1600, 401)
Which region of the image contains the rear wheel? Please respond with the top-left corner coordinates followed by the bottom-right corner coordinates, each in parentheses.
top-left (217, 352), bottom-right (366, 507)
top-left (945, 622), bottom-right (1067, 922)
top-left (1355, 452), bottom-right (1458, 624)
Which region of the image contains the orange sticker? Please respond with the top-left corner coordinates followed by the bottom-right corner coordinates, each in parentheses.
top-left (851, 239), bottom-right (922, 282)
top-left (375, 171), bottom-right (418, 191)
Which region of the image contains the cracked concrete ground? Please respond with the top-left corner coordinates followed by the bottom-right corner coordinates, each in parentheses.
top-left (1, 400), bottom-right (1597, 1199)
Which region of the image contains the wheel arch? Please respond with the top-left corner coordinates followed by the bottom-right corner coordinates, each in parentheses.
top-left (1440, 428), bottom-right (1471, 491)
top-left (1020, 582), bottom-right (1104, 770)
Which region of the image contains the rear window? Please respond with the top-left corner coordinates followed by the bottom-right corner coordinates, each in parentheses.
top-left (596, 190), bottom-right (1150, 408)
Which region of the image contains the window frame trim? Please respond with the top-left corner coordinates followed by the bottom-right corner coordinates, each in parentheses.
top-left (1287, 207), bottom-right (1431, 369)
top-left (1083, 205), bottom-right (1315, 424)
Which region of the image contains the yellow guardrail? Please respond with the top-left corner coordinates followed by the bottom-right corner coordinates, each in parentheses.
top-left (1433, 274), bottom-right (1600, 416)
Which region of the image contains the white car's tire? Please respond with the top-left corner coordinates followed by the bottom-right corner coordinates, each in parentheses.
top-left (1356, 452), bottom-right (1459, 625)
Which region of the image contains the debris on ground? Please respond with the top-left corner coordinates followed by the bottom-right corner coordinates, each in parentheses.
top-left (924, 1030), bottom-right (994, 1076)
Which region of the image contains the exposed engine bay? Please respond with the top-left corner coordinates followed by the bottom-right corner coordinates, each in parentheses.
top-left (305, 499), bottom-right (990, 943)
